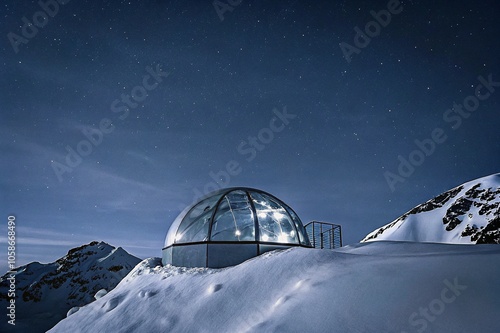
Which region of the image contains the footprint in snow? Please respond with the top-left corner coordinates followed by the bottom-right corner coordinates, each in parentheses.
top-left (207, 283), bottom-right (223, 294)
top-left (102, 295), bottom-right (123, 313)
top-left (138, 290), bottom-right (158, 298)
top-left (274, 295), bottom-right (292, 308)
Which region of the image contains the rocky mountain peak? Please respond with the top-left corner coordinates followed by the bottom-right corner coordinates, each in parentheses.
top-left (362, 173), bottom-right (500, 244)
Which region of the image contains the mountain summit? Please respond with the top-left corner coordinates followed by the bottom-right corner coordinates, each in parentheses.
top-left (362, 173), bottom-right (500, 244)
top-left (0, 241), bottom-right (140, 333)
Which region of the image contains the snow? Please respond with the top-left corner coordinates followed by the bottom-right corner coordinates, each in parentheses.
top-left (362, 173), bottom-right (500, 244)
top-left (94, 289), bottom-right (108, 300)
top-left (0, 241), bottom-right (140, 333)
top-left (50, 241), bottom-right (500, 333)
top-left (67, 307), bottom-right (80, 317)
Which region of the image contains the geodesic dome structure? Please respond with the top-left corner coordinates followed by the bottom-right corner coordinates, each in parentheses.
top-left (162, 187), bottom-right (311, 268)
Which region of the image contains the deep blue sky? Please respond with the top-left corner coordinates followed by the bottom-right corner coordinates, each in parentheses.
top-left (1, 0), bottom-right (499, 272)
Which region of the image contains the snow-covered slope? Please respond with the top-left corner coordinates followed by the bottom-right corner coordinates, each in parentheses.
top-left (50, 242), bottom-right (500, 333)
top-left (362, 173), bottom-right (500, 243)
top-left (0, 241), bottom-right (140, 333)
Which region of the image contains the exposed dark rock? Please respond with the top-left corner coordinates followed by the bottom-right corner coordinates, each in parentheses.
top-left (479, 202), bottom-right (499, 215)
top-left (408, 185), bottom-right (464, 216)
top-left (465, 183), bottom-right (484, 197)
top-left (461, 224), bottom-right (478, 237)
top-left (443, 198), bottom-right (473, 231)
top-left (474, 216), bottom-right (500, 244)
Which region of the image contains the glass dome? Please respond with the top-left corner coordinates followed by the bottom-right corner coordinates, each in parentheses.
top-left (162, 187), bottom-right (311, 268)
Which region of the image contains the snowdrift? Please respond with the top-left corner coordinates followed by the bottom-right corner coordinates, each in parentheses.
top-left (50, 242), bottom-right (500, 333)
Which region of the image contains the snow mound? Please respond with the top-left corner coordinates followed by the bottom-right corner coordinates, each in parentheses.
top-left (67, 307), bottom-right (79, 317)
top-left (50, 242), bottom-right (500, 333)
top-left (94, 289), bottom-right (108, 300)
top-left (362, 173), bottom-right (500, 243)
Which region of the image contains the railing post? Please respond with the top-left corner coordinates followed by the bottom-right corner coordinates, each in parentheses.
top-left (312, 222), bottom-right (315, 248)
top-left (339, 225), bottom-right (342, 247)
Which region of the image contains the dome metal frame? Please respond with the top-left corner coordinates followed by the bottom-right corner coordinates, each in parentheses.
top-left (162, 187), bottom-right (312, 268)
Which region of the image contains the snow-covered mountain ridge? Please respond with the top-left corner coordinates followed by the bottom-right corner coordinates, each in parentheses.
top-left (49, 242), bottom-right (500, 333)
top-left (362, 173), bottom-right (500, 243)
top-left (0, 241), bottom-right (140, 333)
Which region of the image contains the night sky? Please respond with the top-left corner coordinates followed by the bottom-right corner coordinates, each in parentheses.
top-left (1, 0), bottom-right (499, 272)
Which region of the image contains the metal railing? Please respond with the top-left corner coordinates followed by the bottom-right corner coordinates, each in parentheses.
top-left (304, 221), bottom-right (342, 249)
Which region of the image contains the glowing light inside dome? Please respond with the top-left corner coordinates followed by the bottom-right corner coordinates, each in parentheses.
top-left (262, 234), bottom-right (269, 241)
top-left (273, 212), bottom-right (285, 220)
top-left (235, 230), bottom-right (241, 236)
top-left (278, 233), bottom-right (288, 242)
